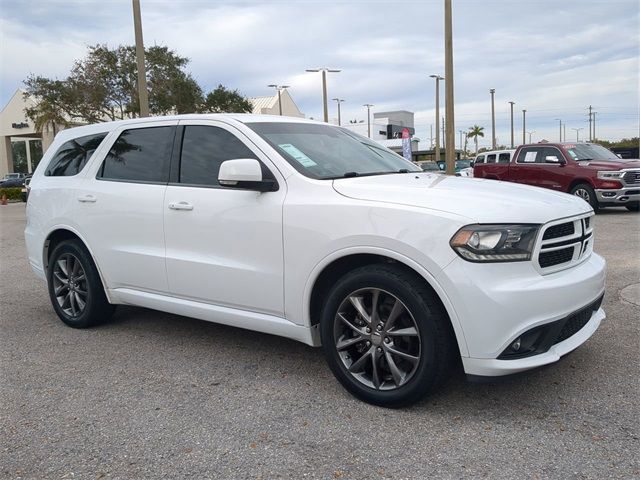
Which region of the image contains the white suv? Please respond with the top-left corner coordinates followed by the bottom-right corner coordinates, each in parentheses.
top-left (25, 115), bottom-right (606, 407)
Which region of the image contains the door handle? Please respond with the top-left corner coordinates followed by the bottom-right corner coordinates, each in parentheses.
top-left (168, 201), bottom-right (194, 211)
top-left (77, 195), bottom-right (97, 203)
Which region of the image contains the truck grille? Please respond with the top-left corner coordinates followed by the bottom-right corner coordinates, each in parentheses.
top-left (536, 214), bottom-right (594, 273)
top-left (623, 170), bottom-right (640, 186)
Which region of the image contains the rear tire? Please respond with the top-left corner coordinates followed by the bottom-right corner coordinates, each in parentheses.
top-left (570, 183), bottom-right (599, 211)
top-left (625, 202), bottom-right (640, 212)
top-left (47, 239), bottom-right (115, 328)
top-left (320, 264), bottom-right (455, 408)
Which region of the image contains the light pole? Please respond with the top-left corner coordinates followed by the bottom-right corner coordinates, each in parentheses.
top-left (363, 104), bottom-right (374, 138)
top-left (332, 98), bottom-right (345, 126)
top-left (508, 101), bottom-right (515, 148)
top-left (305, 68), bottom-right (341, 123)
top-left (572, 127), bottom-right (583, 141)
top-left (592, 112), bottom-right (597, 141)
top-left (132, 0), bottom-right (149, 117)
top-left (588, 105), bottom-right (593, 141)
top-left (267, 84), bottom-right (289, 115)
top-left (430, 75), bottom-right (444, 162)
top-left (563, 123), bottom-right (566, 142)
top-left (522, 109), bottom-right (527, 145)
top-left (459, 129), bottom-right (464, 154)
top-left (527, 130), bottom-right (536, 143)
top-left (554, 118), bottom-right (562, 142)
top-left (444, 0), bottom-right (456, 175)
top-left (490, 88), bottom-right (496, 149)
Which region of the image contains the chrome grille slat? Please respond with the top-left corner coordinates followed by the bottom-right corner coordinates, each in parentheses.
top-left (622, 170), bottom-right (640, 186)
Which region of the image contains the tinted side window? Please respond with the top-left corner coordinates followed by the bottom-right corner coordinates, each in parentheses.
top-left (99, 126), bottom-right (174, 183)
top-left (498, 153), bottom-right (511, 163)
top-left (179, 126), bottom-right (257, 186)
top-left (45, 133), bottom-right (107, 176)
top-left (475, 155), bottom-right (485, 164)
top-left (516, 148), bottom-right (542, 164)
top-left (486, 154), bottom-right (496, 163)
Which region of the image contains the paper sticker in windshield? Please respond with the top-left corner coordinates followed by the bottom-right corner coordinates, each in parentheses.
top-left (278, 144), bottom-right (317, 167)
top-left (523, 151), bottom-right (537, 163)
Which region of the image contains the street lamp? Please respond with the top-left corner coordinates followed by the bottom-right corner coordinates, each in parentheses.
top-left (459, 129), bottom-right (464, 154)
top-left (430, 74), bottom-right (444, 162)
top-left (508, 101), bottom-right (515, 148)
top-left (527, 130), bottom-right (536, 143)
top-left (444, 0), bottom-right (456, 175)
top-left (554, 118), bottom-right (562, 142)
top-left (305, 68), bottom-right (341, 123)
top-left (522, 109), bottom-right (527, 145)
top-left (332, 98), bottom-right (345, 126)
top-left (363, 104), bottom-right (374, 138)
top-left (489, 88), bottom-right (496, 149)
top-left (592, 112), bottom-right (597, 141)
top-left (267, 84), bottom-right (289, 116)
top-left (572, 127), bottom-right (583, 141)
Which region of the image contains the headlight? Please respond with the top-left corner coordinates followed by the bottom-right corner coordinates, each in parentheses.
top-left (450, 224), bottom-right (540, 262)
top-left (597, 171), bottom-right (624, 180)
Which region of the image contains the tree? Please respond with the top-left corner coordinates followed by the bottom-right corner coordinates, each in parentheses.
top-left (467, 125), bottom-right (485, 155)
top-left (23, 44), bottom-right (210, 126)
top-left (200, 84), bottom-right (252, 113)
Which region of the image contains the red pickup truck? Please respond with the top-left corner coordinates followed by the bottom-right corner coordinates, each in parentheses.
top-left (474, 142), bottom-right (640, 211)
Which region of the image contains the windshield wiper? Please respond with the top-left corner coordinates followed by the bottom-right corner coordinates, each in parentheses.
top-left (343, 171), bottom-right (359, 178)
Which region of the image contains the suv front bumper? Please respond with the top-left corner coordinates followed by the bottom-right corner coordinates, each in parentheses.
top-left (440, 252), bottom-right (606, 377)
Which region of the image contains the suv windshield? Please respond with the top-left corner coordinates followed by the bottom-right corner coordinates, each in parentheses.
top-left (246, 122), bottom-right (420, 179)
top-left (564, 143), bottom-right (620, 161)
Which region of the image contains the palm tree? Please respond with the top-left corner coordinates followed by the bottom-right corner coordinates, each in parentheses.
top-left (467, 125), bottom-right (485, 155)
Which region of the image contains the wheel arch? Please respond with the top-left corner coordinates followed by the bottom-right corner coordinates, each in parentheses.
top-left (43, 227), bottom-right (113, 303)
top-left (305, 248), bottom-right (469, 357)
top-left (568, 178), bottom-right (595, 193)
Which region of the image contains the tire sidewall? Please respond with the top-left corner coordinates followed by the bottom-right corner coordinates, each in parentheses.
top-left (320, 266), bottom-right (443, 407)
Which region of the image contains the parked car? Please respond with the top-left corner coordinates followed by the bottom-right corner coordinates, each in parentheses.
top-left (474, 142), bottom-right (640, 212)
top-left (418, 161), bottom-right (443, 173)
top-left (436, 159), bottom-right (473, 176)
top-left (25, 115), bottom-right (606, 407)
top-left (0, 172), bottom-right (29, 188)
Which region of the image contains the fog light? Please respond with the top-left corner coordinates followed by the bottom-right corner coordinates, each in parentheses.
top-left (602, 192), bottom-right (616, 198)
top-left (511, 337), bottom-right (522, 351)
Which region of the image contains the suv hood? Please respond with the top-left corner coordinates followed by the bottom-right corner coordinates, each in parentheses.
top-left (332, 173), bottom-right (592, 224)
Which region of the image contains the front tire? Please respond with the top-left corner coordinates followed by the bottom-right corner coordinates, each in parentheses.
top-left (47, 239), bottom-right (115, 328)
top-left (570, 183), bottom-right (599, 211)
top-left (320, 264), bottom-right (454, 408)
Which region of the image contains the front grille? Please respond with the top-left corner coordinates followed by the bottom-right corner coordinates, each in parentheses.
top-left (623, 170), bottom-right (640, 185)
top-left (543, 222), bottom-right (575, 240)
top-left (539, 247), bottom-right (574, 268)
top-left (584, 217), bottom-right (590, 229)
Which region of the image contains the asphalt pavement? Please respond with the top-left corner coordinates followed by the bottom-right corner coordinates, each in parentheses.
top-left (1, 202), bottom-right (638, 479)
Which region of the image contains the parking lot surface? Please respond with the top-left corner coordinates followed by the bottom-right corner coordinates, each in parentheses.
top-left (1, 203), bottom-right (639, 479)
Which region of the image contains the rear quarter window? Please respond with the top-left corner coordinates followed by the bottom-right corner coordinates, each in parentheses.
top-left (45, 133), bottom-right (108, 177)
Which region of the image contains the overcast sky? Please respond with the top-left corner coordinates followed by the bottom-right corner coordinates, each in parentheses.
top-left (0, 0), bottom-right (638, 146)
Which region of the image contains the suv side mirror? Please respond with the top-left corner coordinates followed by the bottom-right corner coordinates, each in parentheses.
top-left (218, 159), bottom-right (278, 192)
top-left (469, 160), bottom-right (475, 167)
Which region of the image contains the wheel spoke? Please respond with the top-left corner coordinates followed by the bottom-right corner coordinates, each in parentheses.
top-left (75, 273), bottom-right (85, 282)
top-left (57, 258), bottom-right (69, 277)
top-left (69, 291), bottom-right (78, 316)
top-left (384, 345), bottom-right (419, 365)
top-left (387, 326), bottom-right (418, 337)
top-left (371, 349), bottom-right (382, 389)
top-left (337, 312), bottom-right (365, 336)
top-left (348, 349), bottom-right (372, 373)
top-left (384, 351), bottom-right (404, 386)
top-left (336, 335), bottom-right (365, 351)
top-left (370, 290), bottom-right (380, 325)
top-left (74, 292), bottom-right (86, 310)
top-left (384, 298), bottom-right (405, 331)
top-left (349, 296), bottom-right (371, 324)
top-left (55, 283), bottom-right (69, 296)
top-left (71, 256), bottom-right (80, 276)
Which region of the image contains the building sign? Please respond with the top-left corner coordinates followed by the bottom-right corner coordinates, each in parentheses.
top-left (12, 122), bottom-right (29, 129)
top-left (401, 128), bottom-right (411, 161)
